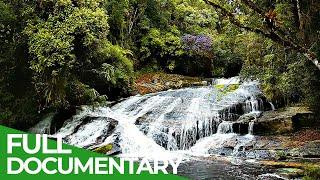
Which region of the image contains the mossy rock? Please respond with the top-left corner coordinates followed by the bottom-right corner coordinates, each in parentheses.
top-left (277, 168), bottom-right (304, 179)
top-left (93, 144), bottom-right (113, 154)
top-left (214, 84), bottom-right (240, 94)
top-left (303, 165), bottom-right (320, 180)
top-left (215, 84), bottom-right (240, 101)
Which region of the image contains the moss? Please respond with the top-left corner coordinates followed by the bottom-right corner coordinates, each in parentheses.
top-left (214, 84), bottom-right (239, 93)
top-left (276, 150), bottom-right (288, 160)
top-left (214, 84), bottom-right (240, 102)
top-left (66, 81), bottom-right (105, 106)
top-left (277, 168), bottom-right (304, 178)
top-left (229, 84), bottom-right (240, 91)
top-left (93, 144), bottom-right (113, 154)
top-left (260, 160), bottom-right (305, 169)
top-left (214, 84), bottom-right (225, 89)
top-left (303, 165), bottom-right (320, 180)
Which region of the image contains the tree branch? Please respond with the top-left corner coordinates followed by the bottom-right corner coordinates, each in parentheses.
top-left (241, 0), bottom-right (264, 15)
top-left (240, 0), bottom-right (300, 49)
top-left (203, 0), bottom-right (320, 70)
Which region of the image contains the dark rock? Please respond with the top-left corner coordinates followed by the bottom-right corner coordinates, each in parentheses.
top-left (232, 122), bottom-right (249, 135)
top-left (246, 150), bottom-right (277, 159)
top-left (254, 117), bottom-right (293, 135)
top-left (292, 113), bottom-right (318, 130)
top-left (290, 140), bottom-right (320, 158)
top-left (209, 147), bottom-right (234, 156)
top-left (253, 107), bottom-right (314, 135)
top-left (65, 116), bottom-right (118, 147)
top-left (50, 106), bottom-right (77, 134)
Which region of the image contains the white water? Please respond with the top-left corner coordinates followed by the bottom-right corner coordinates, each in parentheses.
top-left (248, 121), bottom-right (255, 135)
top-left (31, 79), bottom-right (265, 160)
top-left (213, 76), bottom-right (240, 85)
top-left (29, 113), bottom-right (54, 134)
top-left (217, 121), bottom-right (233, 134)
top-left (258, 173), bottom-right (286, 180)
top-left (269, 102), bottom-right (276, 111)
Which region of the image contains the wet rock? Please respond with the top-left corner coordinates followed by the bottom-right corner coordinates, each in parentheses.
top-left (261, 97), bottom-right (275, 111)
top-left (208, 147), bottom-right (234, 156)
top-left (238, 112), bottom-right (262, 122)
top-left (190, 81), bottom-right (208, 86)
top-left (74, 116), bottom-right (118, 137)
top-left (134, 73), bottom-right (204, 95)
top-left (232, 122), bottom-right (249, 135)
top-left (253, 138), bottom-right (282, 149)
top-left (237, 114), bottom-right (255, 122)
top-left (254, 118), bottom-right (293, 135)
top-left (302, 140), bottom-right (320, 158)
top-left (222, 138), bottom-right (238, 148)
top-left (93, 143), bottom-right (121, 156)
top-left (51, 107), bottom-right (77, 134)
top-left (29, 113), bottom-right (55, 134)
top-left (275, 168), bottom-right (304, 179)
top-left (253, 107), bottom-right (314, 135)
top-left (63, 116), bottom-right (119, 147)
top-left (246, 150), bottom-right (277, 160)
top-left (290, 140), bottom-right (320, 158)
top-left (201, 81), bottom-right (208, 86)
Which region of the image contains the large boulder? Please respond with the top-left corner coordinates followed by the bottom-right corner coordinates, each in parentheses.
top-left (289, 140), bottom-right (320, 158)
top-left (61, 116), bottom-right (119, 148)
top-left (253, 107), bottom-right (314, 135)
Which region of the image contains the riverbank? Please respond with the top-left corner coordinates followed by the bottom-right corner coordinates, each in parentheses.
top-left (133, 72), bottom-right (208, 95)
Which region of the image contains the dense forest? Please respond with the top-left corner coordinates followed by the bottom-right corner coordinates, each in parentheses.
top-left (0, 0), bottom-right (319, 130)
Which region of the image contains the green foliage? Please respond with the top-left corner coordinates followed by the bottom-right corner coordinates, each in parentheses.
top-left (303, 165), bottom-right (320, 180)
top-left (0, 0), bottom-right (134, 129)
top-left (240, 36), bottom-right (320, 110)
top-left (140, 27), bottom-right (183, 65)
top-left (23, 1), bottom-right (110, 107)
top-left (21, 0), bottom-right (134, 108)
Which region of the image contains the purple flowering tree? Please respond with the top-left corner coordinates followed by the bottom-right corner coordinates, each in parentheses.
top-left (181, 34), bottom-right (213, 57)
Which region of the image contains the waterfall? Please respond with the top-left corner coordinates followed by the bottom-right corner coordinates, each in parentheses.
top-left (244, 97), bottom-right (263, 113)
top-left (30, 78), bottom-right (265, 159)
top-left (231, 135), bottom-right (255, 156)
top-left (269, 102), bottom-right (276, 111)
top-left (29, 113), bottom-right (55, 134)
top-left (217, 121), bottom-right (233, 134)
top-left (248, 121), bottom-right (254, 135)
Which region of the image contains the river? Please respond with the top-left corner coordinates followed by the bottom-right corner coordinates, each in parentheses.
top-left (30, 78), bottom-right (285, 179)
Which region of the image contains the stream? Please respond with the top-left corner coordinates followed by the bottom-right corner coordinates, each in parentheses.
top-left (30, 78), bottom-right (285, 179)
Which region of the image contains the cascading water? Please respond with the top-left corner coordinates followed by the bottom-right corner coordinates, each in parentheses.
top-left (31, 78), bottom-right (266, 160)
top-left (248, 121), bottom-right (255, 135)
top-left (29, 113), bottom-right (55, 134)
top-left (217, 121), bottom-right (233, 134)
top-left (269, 102), bottom-right (276, 111)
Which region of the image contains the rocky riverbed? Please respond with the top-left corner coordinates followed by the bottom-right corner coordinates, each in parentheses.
top-left (29, 76), bottom-right (320, 179)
